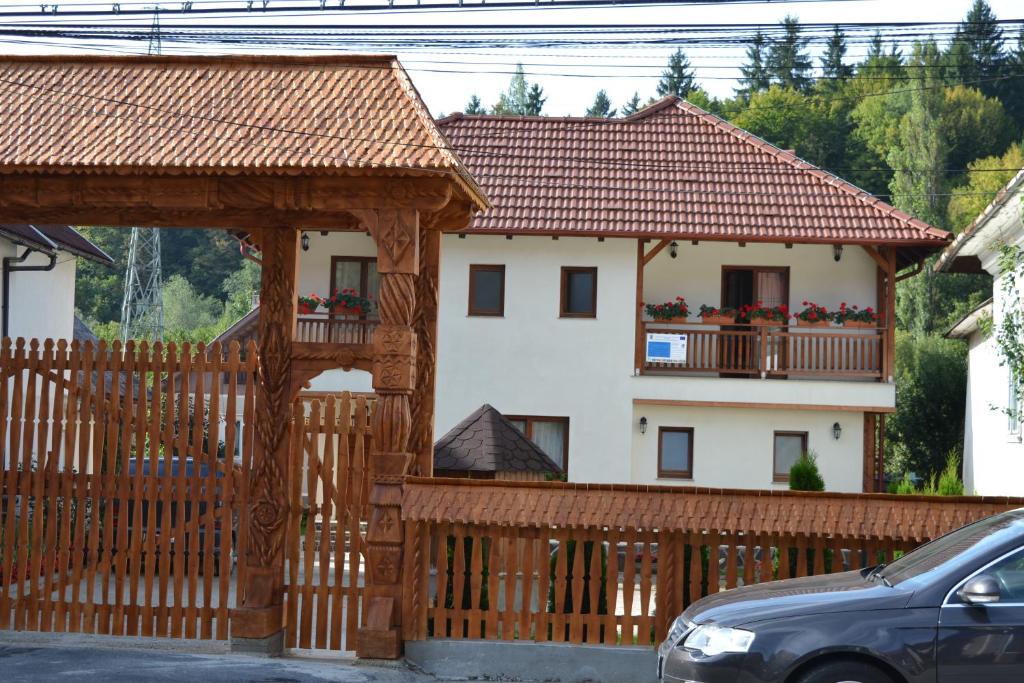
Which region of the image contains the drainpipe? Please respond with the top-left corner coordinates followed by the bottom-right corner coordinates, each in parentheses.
top-left (3, 247), bottom-right (57, 338)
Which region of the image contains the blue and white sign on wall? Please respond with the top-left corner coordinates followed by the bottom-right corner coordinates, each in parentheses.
top-left (646, 333), bottom-right (688, 364)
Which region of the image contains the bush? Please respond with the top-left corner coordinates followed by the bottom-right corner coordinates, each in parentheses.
top-left (894, 472), bottom-right (917, 495)
top-left (789, 451), bottom-right (825, 491)
top-left (936, 452), bottom-right (965, 496)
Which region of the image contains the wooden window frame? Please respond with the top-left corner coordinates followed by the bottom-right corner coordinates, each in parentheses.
top-left (329, 255), bottom-right (378, 320)
top-left (720, 265), bottom-right (791, 312)
top-left (560, 266), bottom-right (598, 318)
top-left (773, 430), bottom-right (808, 483)
top-left (505, 414), bottom-right (570, 476)
top-left (657, 427), bottom-right (694, 480)
top-left (467, 264), bottom-right (506, 317)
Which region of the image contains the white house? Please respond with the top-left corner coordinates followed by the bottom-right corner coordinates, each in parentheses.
top-left (219, 98), bottom-right (950, 493)
top-left (938, 170), bottom-right (1024, 496)
top-left (0, 223), bottom-right (112, 341)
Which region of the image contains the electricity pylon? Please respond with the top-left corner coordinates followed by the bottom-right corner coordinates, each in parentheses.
top-left (119, 9), bottom-right (164, 344)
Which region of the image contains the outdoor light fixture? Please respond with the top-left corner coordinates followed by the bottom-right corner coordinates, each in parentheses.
top-left (669, 241), bottom-right (679, 259)
top-left (832, 422), bottom-right (842, 440)
top-left (301, 232), bottom-right (310, 251)
top-left (833, 244), bottom-right (843, 262)
top-left (640, 416), bottom-right (648, 434)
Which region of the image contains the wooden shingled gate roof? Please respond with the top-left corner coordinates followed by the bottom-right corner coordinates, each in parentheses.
top-left (434, 404), bottom-right (563, 475)
top-left (403, 478), bottom-right (1024, 543)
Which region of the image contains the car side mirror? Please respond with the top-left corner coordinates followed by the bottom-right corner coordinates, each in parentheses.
top-left (957, 574), bottom-right (1001, 605)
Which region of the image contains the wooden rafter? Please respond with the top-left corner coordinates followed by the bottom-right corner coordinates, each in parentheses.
top-left (642, 239), bottom-right (672, 266)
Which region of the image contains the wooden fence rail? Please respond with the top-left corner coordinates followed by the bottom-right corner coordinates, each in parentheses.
top-left (402, 478), bottom-right (1024, 648)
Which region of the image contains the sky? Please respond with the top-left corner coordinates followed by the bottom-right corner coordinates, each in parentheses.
top-left (0, 0), bottom-right (1019, 116)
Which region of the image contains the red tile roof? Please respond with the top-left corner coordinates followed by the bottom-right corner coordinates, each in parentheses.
top-left (0, 54), bottom-right (485, 207)
top-left (438, 98), bottom-right (949, 259)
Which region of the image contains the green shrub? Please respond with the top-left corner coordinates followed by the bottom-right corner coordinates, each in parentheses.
top-left (936, 452), bottom-right (965, 496)
top-left (894, 472), bottom-right (917, 495)
top-left (789, 451), bottom-right (825, 491)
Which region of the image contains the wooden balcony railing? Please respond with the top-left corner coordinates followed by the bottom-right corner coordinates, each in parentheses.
top-left (295, 315), bottom-right (377, 345)
top-left (641, 321), bottom-right (886, 379)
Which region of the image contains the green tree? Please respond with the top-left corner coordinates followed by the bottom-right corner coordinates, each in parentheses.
top-left (492, 65), bottom-right (546, 116)
top-left (942, 85), bottom-right (1017, 173)
top-left (789, 451), bottom-right (826, 491)
top-left (464, 94), bottom-right (485, 114)
top-left (887, 332), bottom-right (968, 480)
top-left (585, 89), bottom-right (617, 118)
top-left (220, 259), bottom-right (261, 327)
top-left (730, 87), bottom-right (838, 168)
top-left (74, 226), bottom-right (130, 324)
top-left (621, 92), bottom-right (642, 116)
top-left (947, 0), bottom-right (1005, 98)
top-left (162, 274), bottom-right (223, 339)
top-left (948, 142), bottom-right (1024, 231)
top-left (820, 25), bottom-right (853, 87)
top-left (767, 16), bottom-right (813, 92)
top-left (656, 48), bottom-right (696, 99)
top-left (736, 29), bottom-right (770, 100)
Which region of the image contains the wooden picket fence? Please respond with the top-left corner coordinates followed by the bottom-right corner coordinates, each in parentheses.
top-left (283, 394), bottom-right (373, 651)
top-left (402, 478), bottom-right (1024, 648)
top-left (0, 338), bottom-right (257, 639)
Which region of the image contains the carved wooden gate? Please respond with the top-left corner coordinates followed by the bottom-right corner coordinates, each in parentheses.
top-left (0, 338), bottom-right (254, 639)
top-left (283, 393), bottom-right (372, 651)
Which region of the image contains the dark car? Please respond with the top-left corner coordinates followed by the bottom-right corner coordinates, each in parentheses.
top-left (658, 508), bottom-right (1024, 683)
top-left (111, 456), bottom-right (233, 576)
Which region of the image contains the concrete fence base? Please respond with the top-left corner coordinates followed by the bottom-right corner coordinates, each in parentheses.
top-left (405, 639), bottom-right (658, 683)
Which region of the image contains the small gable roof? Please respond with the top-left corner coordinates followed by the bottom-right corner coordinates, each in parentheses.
top-left (434, 404), bottom-right (563, 475)
top-left (438, 97), bottom-right (949, 268)
top-left (0, 224), bottom-right (113, 265)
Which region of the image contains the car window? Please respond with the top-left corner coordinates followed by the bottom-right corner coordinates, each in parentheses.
top-left (984, 547), bottom-right (1024, 602)
top-left (881, 511), bottom-right (1024, 586)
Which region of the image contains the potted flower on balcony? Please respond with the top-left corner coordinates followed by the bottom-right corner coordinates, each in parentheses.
top-left (697, 304), bottom-right (737, 326)
top-left (739, 302), bottom-right (788, 326)
top-left (793, 301), bottom-right (830, 327)
top-left (324, 288), bottom-right (373, 317)
top-left (831, 302), bottom-right (878, 328)
top-left (645, 297), bottom-right (689, 323)
top-left (298, 294), bottom-right (321, 315)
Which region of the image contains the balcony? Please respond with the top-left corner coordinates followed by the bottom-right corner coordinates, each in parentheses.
top-left (639, 321), bottom-right (886, 380)
top-left (295, 315), bottom-right (377, 345)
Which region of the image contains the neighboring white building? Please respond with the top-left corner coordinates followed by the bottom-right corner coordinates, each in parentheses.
top-left (938, 170), bottom-right (1024, 496)
top-left (221, 98), bottom-right (950, 493)
top-left (0, 223), bottom-right (113, 341)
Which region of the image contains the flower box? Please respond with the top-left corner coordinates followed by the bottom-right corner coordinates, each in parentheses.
top-left (700, 314), bottom-right (735, 326)
top-left (841, 320), bottom-right (875, 328)
top-left (650, 316), bottom-right (689, 324)
top-left (329, 305), bottom-right (362, 317)
top-left (796, 319), bottom-right (830, 328)
top-left (747, 317), bottom-right (783, 326)
top-left (298, 302), bottom-right (318, 315)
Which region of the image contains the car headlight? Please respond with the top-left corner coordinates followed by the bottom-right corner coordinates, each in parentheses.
top-left (665, 615), bottom-right (690, 648)
top-left (682, 624), bottom-right (755, 657)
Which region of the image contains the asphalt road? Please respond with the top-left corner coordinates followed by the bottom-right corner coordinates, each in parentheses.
top-left (0, 642), bottom-right (445, 682)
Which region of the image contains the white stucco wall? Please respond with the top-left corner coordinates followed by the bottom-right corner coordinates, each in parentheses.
top-left (2, 244), bottom-right (77, 342)
top-left (630, 403), bottom-right (865, 492)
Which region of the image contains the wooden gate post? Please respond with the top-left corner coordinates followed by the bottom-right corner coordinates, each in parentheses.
top-left (410, 225), bottom-right (440, 476)
top-left (357, 208), bottom-right (420, 659)
top-left (231, 227), bottom-right (299, 655)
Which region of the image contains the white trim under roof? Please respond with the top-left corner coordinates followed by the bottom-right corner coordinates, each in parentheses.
top-left (937, 169), bottom-right (1024, 273)
top-left (946, 299), bottom-right (993, 339)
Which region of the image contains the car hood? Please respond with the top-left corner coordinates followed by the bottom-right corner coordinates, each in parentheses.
top-left (682, 569), bottom-right (913, 628)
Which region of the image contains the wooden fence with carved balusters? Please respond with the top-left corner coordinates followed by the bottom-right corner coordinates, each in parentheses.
top-left (283, 393), bottom-right (373, 651)
top-left (401, 478), bottom-right (1024, 648)
top-left (0, 338), bottom-right (257, 639)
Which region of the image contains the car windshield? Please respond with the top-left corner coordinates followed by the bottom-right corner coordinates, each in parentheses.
top-left (879, 511), bottom-right (1024, 585)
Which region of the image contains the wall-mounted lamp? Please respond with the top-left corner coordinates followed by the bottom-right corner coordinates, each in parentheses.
top-left (669, 241), bottom-right (679, 259)
top-left (639, 416), bottom-right (648, 435)
top-left (832, 244), bottom-right (843, 262)
top-left (301, 232), bottom-right (310, 252)
top-left (832, 422), bottom-right (842, 440)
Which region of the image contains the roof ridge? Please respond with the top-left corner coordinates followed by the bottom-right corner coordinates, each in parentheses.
top-left (0, 54), bottom-right (401, 66)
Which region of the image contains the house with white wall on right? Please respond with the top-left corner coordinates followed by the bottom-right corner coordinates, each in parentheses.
top-left (938, 170), bottom-right (1024, 496)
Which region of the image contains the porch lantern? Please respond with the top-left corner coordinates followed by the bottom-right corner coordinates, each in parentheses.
top-left (832, 422), bottom-right (842, 440)
top-left (669, 241), bottom-right (679, 258)
top-left (833, 244), bottom-right (843, 262)
top-left (301, 232), bottom-right (310, 251)
top-left (640, 416), bottom-right (648, 434)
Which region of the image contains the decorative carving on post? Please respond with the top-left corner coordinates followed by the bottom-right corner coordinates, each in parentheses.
top-left (231, 227), bottom-right (298, 651)
top-left (410, 225), bottom-right (440, 476)
top-left (355, 208), bottom-right (420, 659)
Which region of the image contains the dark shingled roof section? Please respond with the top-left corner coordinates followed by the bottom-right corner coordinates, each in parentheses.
top-left (0, 223), bottom-right (114, 265)
top-left (434, 404), bottom-right (563, 475)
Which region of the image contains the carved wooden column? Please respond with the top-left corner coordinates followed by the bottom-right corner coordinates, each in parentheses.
top-left (231, 227), bottom-right (299, 655)
top-left (357, 208), bottom-right (419, 659)
top-left (409, 225), bottom-right (440, 476)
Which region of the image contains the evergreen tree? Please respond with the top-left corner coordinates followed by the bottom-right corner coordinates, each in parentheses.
top-left (492, 65), bottom-right (546, 116)
top-left (464, 95), bottom-right (485, 114)
top-left (621, 92), bottom-right (642, 116)
top-left (821, 25), bottom-right (853, 86)
top-left (586, 89), bottom-right (617, 118)
top-left (947, 0), bottom-right (1004, 96)
top-left (736, 30), bottom-right (770, 99)
top-left (767, 16), bottom-right (813, 92)
top-left (656, 49), bottom-right (696, 98)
